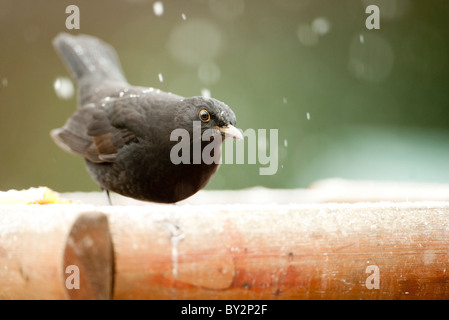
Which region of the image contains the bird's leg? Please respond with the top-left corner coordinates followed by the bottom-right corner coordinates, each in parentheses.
top-left (104, 189), bottom-right (113, 206)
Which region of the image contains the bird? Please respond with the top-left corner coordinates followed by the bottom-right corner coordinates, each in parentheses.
top-left (51, 33), bottom-right (242, 203)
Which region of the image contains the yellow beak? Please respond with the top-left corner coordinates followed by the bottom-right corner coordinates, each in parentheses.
top-left (213, 125), bottom-right (243, 140)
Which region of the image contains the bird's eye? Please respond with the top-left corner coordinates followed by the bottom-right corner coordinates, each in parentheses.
top-left (199, 109), bottom-right (210, 122)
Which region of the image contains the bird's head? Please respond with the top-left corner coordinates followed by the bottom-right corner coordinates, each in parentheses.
top-left (178, 96), bottom-right (243, 140)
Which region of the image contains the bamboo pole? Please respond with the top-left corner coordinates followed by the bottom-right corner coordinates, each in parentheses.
top-left (103, 202), bottom-right (449, 300)
top-left (0, 208), bottom-right (113, 299)
top-left (1, 196), bottom-right (449, 299)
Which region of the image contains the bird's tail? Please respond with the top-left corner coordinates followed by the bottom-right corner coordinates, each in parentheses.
top-left (53, 33), bottom-right (127, 84)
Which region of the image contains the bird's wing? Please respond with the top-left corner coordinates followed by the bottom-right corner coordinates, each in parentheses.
top-left (51, 101), bottom-right (147, 163)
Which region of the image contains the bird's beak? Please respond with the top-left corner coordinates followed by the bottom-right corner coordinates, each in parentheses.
top-left (214, 125), bottom-right (243, 140)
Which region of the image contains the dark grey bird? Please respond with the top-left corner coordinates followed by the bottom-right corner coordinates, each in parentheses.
top-left (51, 33), bottom-right (242, 203)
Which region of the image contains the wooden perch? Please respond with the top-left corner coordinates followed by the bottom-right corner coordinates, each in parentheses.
top-left (1, 182), bottom-right (449, 299)
top-left (0, 209), bottom-right (113, 299)
top-left (104, 202), bottom-right (449, 299)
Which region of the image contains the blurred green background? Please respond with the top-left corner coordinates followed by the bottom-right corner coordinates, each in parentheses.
top-left (0, 0), bottom-right (448, 192)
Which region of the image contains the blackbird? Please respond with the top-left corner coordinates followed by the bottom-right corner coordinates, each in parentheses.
top-left (51, 33), bottom-right (242, 203)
